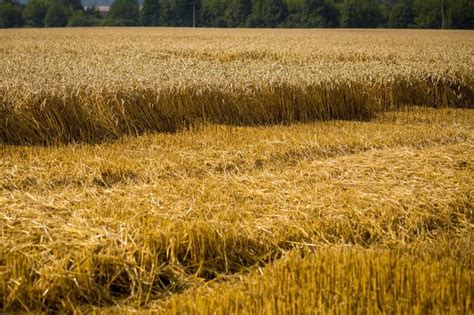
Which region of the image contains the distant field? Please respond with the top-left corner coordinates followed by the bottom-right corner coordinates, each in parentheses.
top-left (0, 29), bottom-right (473, 313)
top-left (0, 28), bottom-right (473, 144)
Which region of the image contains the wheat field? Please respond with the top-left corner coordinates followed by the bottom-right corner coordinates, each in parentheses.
top-left (1, 28), bottom-right (473, 144)
top-left (0, 28), bottom-right (473, 313)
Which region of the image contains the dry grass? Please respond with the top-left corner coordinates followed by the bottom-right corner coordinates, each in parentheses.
top-left (0, 28), bottom-right (473, 144)
top-left (1, 108), bottom-right (473, 312)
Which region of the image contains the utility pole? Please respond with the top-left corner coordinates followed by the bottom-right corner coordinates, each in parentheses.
top-left (441, 0), bottom-right (446, 29)
top-left (193, 2), bottom-right (196, 28)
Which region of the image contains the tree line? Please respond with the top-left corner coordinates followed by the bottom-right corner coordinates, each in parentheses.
top-left (1, 0), bottom-right (472, 29)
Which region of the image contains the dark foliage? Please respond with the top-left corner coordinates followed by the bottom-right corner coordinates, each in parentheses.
top-left (1, 0), bottom-right (472, 29)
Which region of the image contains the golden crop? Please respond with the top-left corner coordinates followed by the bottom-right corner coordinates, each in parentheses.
top-left (1, 107), bottom-right (473, 313)
top-left (0, 28), bottom-right (473, 313)
top-left (0, 28), bottom-right (473, 144)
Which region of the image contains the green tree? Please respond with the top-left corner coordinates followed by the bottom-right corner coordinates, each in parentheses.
top-left (284, 0), bottom-right (305, 27)
top-left (200, 0), bottom-right (227, 27)
top-left (0, 0), bottom-right (24, 28)
top-left (67, 10), bottom-right (97, 26)
top-left (159, 0), bottom-right (175, 25)
top-left (23, 0), bottom-right (50, 27)
top-left (413, 0), bottom-right (441, 28)
top-left (176, 0), bottom-right (200, 27)
top-left (85, 5), bottom-right (102, 19)
top-left (44, 1), bottom-right (67, 27)
top-left (446, 0), bottom-right (473, 29)
top-left (341, 0), bottom-right (383, 28)
top-left (388, 0), bottom-right (414, 28)
top-left (158, 0), bottom-right (199, 27)
top-left (108, 0), bottom-right (140, 24)
top-left (247, 0), bottom-right (288, 27)
top-left (142, 0), bottom-right (160, 26)
top-left (59, 0), bottom-right (82, 11)
top-left (304, 0), bottom-right (339, 27)
top-left (224, 0), bottom-right (252, 27)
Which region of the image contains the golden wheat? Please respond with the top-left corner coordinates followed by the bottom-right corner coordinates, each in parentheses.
top-left (1, 28), bottom-right (473, 312)
top-left (1, 107), bottom-right (473, 312)
top-left (0, 28), bottom-right (473, 144)
top-left (154, 243), bottom-right (473, 315)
